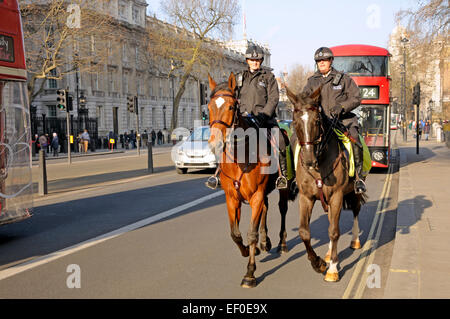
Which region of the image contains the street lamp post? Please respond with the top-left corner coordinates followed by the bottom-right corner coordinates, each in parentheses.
top-left (401, 37), bottom-right (409, 141)
top-left (163, 105), bottom-right (167, 130)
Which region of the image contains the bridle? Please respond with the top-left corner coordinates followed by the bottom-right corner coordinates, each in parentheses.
top-left (294, 105), bottom-right (323, 148)
top-left (209, 92), bottom-right (238, 129)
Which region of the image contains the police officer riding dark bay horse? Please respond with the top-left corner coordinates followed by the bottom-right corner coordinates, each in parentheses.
top-left (206, 45), bottom-right (296, 288)
top-left (285, 47), bottom-right (368, 282)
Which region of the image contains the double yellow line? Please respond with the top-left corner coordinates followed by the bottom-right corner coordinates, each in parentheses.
top-left (342, 159), bottom-right (394, 299)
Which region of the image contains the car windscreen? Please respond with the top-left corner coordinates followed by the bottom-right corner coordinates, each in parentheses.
top-left (333, 56), bottom-right (388, 77)
top-left (187, 127), bottom-right (210, 141)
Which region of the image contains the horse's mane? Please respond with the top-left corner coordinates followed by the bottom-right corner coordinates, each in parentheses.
top-left (210, 82), bottom-right (234, 98)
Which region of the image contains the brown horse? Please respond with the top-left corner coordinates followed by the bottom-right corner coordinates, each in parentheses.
top-left (207, 72), bottom-right (292, 288)
top-left (286, 86), bottom-right (367, 282)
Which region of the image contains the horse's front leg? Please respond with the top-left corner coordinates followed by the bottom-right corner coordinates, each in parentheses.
top-left (298, 194), bottom-right (327, 274)
top-left (324, 193), bottom-right (343, 282)
top-left (259, 196), bottom-right (272, 252)
top-left (241, 190), bottom-right (265, 288)
top-left (277, 189), bottom-right (289, 253)
top-left (226, 196), bottom-right (248, 257)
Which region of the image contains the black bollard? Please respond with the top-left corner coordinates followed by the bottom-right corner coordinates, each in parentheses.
top-left (38, 150), bottom-right (48, 195)
top-left (147, 141), bottom-right (154, 174)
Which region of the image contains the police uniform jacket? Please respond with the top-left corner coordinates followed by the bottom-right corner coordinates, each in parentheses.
top-left (302, 67), bottom-right (361, 130)
top-left (238, 68), bottom-right (279, 119)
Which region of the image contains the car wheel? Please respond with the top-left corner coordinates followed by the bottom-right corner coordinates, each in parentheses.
top-left (176, 167), bottom-right (187, 174)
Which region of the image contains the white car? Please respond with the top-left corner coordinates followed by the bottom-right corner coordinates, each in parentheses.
top-left (173, 126), bottom-right (217, 174)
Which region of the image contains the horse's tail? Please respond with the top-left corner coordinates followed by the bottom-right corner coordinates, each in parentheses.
top-left (343, 191), bottom-right (368, 211)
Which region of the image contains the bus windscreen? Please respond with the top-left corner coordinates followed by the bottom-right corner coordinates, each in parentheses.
top-left (333, 56), bottom-right (388, 77)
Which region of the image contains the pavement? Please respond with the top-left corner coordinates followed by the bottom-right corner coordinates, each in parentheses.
top-left (32, 143), bottom-right (175, 199)
top-left (384, 130), bottom-right (450, 298)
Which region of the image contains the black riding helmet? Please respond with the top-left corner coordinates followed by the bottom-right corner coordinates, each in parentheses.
top-left (245, 45), bottom-right (264, 61)
top-left (314, 47), bottom-right (334, 61)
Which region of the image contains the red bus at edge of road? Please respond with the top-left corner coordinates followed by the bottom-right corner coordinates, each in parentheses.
top-left (0, 0), bottom-right (33, 225)
top-left (331, 44), bottom-right (392, 168)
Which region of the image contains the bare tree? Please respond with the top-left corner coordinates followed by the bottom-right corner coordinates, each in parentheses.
top-left (151, 0), bottom-right (240, 131)
top-left (286, 64), bottom-right (314, 94)
top-left (20, 0), bottom-right (118, 105)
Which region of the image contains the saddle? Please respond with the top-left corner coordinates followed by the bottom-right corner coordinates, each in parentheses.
top-left (293, 130), bottom-right (371, 179)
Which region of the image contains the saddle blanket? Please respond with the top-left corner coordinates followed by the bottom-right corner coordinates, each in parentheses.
top-left (293, 130), bottom-right (371, 178)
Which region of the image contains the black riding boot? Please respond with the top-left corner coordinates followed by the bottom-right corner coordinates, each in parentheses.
top-left (352, 143), bottom-right (367, 194)
top-left (276, 150), bottom-right (288, 190)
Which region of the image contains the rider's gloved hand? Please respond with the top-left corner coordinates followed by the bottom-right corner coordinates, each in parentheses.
top-left (330, 105), bottom-right (343, 117)
top-left (254, 112), bottom-right (269, 127)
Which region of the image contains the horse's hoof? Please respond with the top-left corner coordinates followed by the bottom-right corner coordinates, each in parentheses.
top-left (324, 253), bottom-right (331, 263)
top-left (324, 271), bottom-right (340, 282)
top-left (260, 239), bottom-right (272, 252)
top-left (277, 245), bottom-right (289, 254)
top-left (241, 277), bottom-right (257, 288)
top-left (351, 240), bottom-right (362, 250)
top-left (312, 257), bottom-right (327, 273)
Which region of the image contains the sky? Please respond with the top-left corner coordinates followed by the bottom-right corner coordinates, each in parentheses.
top-left (148, 0), bottom-right (419, 76)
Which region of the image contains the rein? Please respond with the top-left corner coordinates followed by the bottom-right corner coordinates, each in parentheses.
top-left (209, 91), bottom-right (251, 204)
top-left (296, 107), bottom-right (345, 213)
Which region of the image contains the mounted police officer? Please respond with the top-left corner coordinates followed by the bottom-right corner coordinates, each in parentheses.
top-left (237, 44), bottom-right (291, 190)
top-left (206, 44), bottom-right (291, 191)
top-left (302, 47), bottom-right (367, 193)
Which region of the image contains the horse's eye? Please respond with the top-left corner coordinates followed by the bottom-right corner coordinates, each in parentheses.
top-left (229, 106), bottom-right (234, 110)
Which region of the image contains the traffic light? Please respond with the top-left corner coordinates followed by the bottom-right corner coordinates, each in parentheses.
top-left (127, 96), bottom-right (134, 113)
top-left (202, 110), bottom-right (208, 121)
top-left (67, 95), bottom-right (73, 111)
top-left (413, 83), bottom-right (421, 105)
top-left (200, 83), bottom-right (208, 105)
top-left (56, 89), bottom-right (67, 111)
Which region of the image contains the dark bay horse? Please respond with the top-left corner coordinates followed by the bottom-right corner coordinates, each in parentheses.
top-left (207, 72), bottom-right (292, 288)
top-left (286, 86), bottom-right (367, 282)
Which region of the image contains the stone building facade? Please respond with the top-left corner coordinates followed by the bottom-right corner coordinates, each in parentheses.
top-left (26, 0), bottom-right (272, 141)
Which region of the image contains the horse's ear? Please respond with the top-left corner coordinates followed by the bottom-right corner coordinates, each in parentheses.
top-left (309, 86), bottom-right (321, 103)
top-left (208, 73), bottom-right (217, 91)
top-left (285, 85), bottom-right (298, 105)
top-left (228, 72), bottom-right (236, 93)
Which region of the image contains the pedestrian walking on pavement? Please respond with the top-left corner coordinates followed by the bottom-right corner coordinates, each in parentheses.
top-left (38, 133), bottom-right (48, 157)
top-left (81, 129), bottom-right (90, 153)
top-left (51, 132), bottom-right (59, 157)
top-left (424, 121), bottom-right (431, 141)
top-left (151, 129), bottom-right (156, 146)
top-left (157, 130), bottom-right (162, 145)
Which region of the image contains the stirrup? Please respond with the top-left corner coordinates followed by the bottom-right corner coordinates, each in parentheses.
top-left (205, 176), bottom-right (220, 190)
top-left (354, 179), bottom-right (367, 194)
top-left (276, 175), bottom-right (288, 190)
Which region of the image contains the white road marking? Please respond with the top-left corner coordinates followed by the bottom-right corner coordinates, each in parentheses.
top-left (0, 190), bottom-right (224, 281)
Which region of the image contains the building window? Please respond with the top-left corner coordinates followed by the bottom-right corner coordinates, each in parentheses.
top-left (47, 105), bottom-right (57, 118)
top-left (92, 72), bottom-right (99, 91)
top-left (96, 105), bottom-right (105, 128)
top-left (48, 68), bottom-right (57, 89)
top-left (133, 7), bottom-right (140, 24)
top-left (108, 70), bottom-right (115, 92)
top-left (123, 73), bottom-right (128, 94)
top-left (119, 1), bottom-right (127, 19)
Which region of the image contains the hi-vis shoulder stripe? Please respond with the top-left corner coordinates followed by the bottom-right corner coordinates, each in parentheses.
top-left (0, 66), bottom-right (27, 80)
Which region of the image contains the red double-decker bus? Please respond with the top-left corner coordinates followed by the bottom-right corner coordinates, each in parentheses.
top-left (0, 0), bottom-right (33, 225)
top-left (330, 44), bottom-right (392, 168)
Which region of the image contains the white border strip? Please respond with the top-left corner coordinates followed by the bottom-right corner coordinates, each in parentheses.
top-left (0, 190), bottom-right (224, 281)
